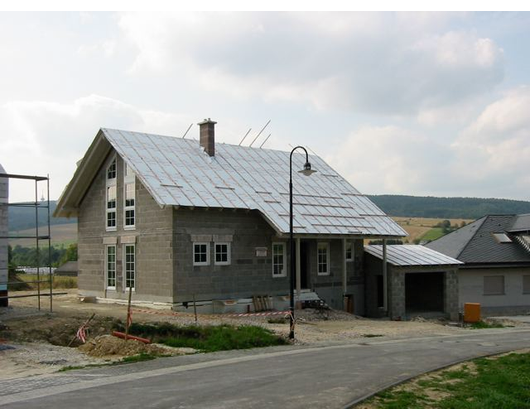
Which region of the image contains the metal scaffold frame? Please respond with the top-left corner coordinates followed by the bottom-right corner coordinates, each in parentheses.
top-left (0, 172), bottom-right (58, 312)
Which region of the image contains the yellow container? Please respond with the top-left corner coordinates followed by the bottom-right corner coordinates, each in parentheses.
top-left (464, 303), bottom-right (481, 323)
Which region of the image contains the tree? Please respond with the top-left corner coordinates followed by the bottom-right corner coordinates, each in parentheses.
top-left (59, 243), bottom-right (78, 265)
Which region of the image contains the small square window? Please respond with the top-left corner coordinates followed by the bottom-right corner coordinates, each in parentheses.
top-left (193, 243), bottom-right (210, 266)
top-left (215, 243), bottom-right (231, 265)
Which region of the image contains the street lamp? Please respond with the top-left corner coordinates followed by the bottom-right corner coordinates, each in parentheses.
top-left (289, 146), bottom-right (316, 340)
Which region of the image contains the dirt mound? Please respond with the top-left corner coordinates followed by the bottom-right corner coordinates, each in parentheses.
top-left (78, 335), bottom-right (195, 358)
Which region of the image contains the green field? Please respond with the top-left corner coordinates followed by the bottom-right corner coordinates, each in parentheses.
top-left (419, 227), bottom-right (446, 242)
top-left (9, 223), bottom-right (77, 248)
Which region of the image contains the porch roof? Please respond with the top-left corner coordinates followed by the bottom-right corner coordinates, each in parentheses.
top-left (365, 245), bottom-right (463, 267)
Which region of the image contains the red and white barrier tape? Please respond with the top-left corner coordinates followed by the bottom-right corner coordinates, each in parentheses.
top-left (132, 308), bottom-right (290, 318)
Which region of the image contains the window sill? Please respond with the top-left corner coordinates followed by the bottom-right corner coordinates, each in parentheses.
top-left (124, 226), bottom-right (136, 231)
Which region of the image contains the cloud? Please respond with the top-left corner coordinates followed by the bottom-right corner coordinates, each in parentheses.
top-left (450, 86), bottom-right (530, 198)
top-left (326, 85), bottom-right (530, 201)
top-left (325, 125), bottom-right (451, 196)
top-left (117, 12), bottom-right (504, 116)
top-left (0, 95), bottom-right (191, 201)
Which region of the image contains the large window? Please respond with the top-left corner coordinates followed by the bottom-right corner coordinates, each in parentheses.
top-left (345, 241), bottom-right (353, 261)
top-left (124, 244), bottom-right (136, 290)
top-left (484, 275), bottom-right (504, 295)
top-left (215, 242), bottom-right (231, 265)
top-left (272, 243), bottom-right (286, 277)
top-left (124, 163), bottom-right (135, 229)
top-left (106, 245), bottom-right (116, 289)
top-left (317, 243), bottom-right (330, 275)
top-left (193, 243), bottom-right (210, 266)
top-left (106, 158), bottom-right (117, 231)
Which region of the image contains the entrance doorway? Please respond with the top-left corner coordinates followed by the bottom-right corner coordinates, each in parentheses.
top-left (405, 272), bottom-right (444, 313)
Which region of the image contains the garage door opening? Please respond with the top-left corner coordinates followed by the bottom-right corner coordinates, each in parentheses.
top-left (405, 272), bottom-right (444, 314)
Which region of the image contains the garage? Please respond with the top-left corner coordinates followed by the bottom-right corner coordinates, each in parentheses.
top-left (405, 272), bottom-right (445, 313)
top-left (364, 245), bottom-right (463, 321)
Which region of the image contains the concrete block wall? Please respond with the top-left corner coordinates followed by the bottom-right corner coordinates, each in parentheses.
top-left (78, 151), bottom-right (173, 302)
top-left (388, 268), bottom-right (405, 320)
top-left (309, 238), bottom-right (364, 313)
top-left (0, 164), bottom-right (8, 306)
top-left (173, 208), bottom-right (288, 303)
top-left (444, 269), bottom-right (459, 320)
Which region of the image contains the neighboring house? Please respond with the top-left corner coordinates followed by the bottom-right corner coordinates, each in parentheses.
top-left (426, 214), bottom-right (530, 316)
top-left (55, 261), bottom-right (78, 277)
top-left (54, 119), bottom-right (410, 314)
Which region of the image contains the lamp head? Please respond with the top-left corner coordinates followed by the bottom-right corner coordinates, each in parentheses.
top-left (299, 161), bottom-right (317, 177)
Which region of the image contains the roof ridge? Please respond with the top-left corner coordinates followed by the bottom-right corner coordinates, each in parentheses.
top-left (455, 216), bottom-right (488, 259)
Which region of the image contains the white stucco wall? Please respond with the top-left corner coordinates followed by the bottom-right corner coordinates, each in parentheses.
top-left (0, 163), bottom-right (8, 295)
top-left (459, 267), bottom-right (530, 315)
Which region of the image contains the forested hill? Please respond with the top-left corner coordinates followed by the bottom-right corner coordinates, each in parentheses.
top-left (8, 201), bottom-right (75, 231)
top-left (367, 195), bottom-right (530, 219)
top-left (7, 196), bottom-right (530, 231)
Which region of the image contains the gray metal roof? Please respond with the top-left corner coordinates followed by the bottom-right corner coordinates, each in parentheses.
top-left (97, 128), bottom-right (406, 237)
top-left (365, 245), bottom-right (463, 267)
top-left (427, 215), bottom-right (530, 265)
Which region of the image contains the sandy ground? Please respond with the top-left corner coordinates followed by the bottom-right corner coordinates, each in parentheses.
top-left (0, 290), bottom-right (521, 380)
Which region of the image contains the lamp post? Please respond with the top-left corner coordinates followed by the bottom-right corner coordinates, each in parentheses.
top-left (289, 146), bottom-right (316, 340)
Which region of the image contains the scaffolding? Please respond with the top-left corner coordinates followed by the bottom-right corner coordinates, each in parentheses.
top-left (0, 172), bottom-right (59, 312)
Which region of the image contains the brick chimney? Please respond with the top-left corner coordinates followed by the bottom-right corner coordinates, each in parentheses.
top-left (198, 118), bottom-right (217, 157)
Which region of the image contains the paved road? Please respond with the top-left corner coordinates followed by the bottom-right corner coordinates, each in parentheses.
top-left (2, 327), bottom-right (530, 409)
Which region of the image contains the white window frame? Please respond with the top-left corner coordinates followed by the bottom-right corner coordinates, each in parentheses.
top-left (272, 242), bottom-right (286, 278)
top-left (193, 242), bottom-right (210, 266)
top-left (106, 157), bottom-right (117, 232)
top-left (105, 245), bottom-right (116, 290)
top-left (124, 163), bottom-right (136, 230)
top-left (345, 241), bottom-right (353, 262)
top-left (214, 242), bottom-right (231, 266)
top-left (317, 242), bottom-right (330, 276)
top-left (123, 244), bottom-right (136, 291)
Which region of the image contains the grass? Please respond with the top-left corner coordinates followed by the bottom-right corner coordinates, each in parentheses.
top-left (356, 351), bottom-right (530, 409)
top-left (123, 322), bottom-right (288, 352)
top-left (419, 227), bottom-right (445, 242)
top-left (470, 320), bottom-right (505, 329)
top-left (15, 274), bottom-right (77, 290)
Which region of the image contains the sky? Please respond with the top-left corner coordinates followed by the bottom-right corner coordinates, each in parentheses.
top-left (1, 10), bottom-right (530, 203)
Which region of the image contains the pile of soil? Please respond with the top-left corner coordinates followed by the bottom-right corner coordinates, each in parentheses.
top-left (78, 335), bottom-right (196, 358)
top-left (0, 313), bottom-right (119, 347)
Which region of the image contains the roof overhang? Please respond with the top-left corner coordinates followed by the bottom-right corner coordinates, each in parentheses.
top-left (54, 130), bottom-right (111, 218)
